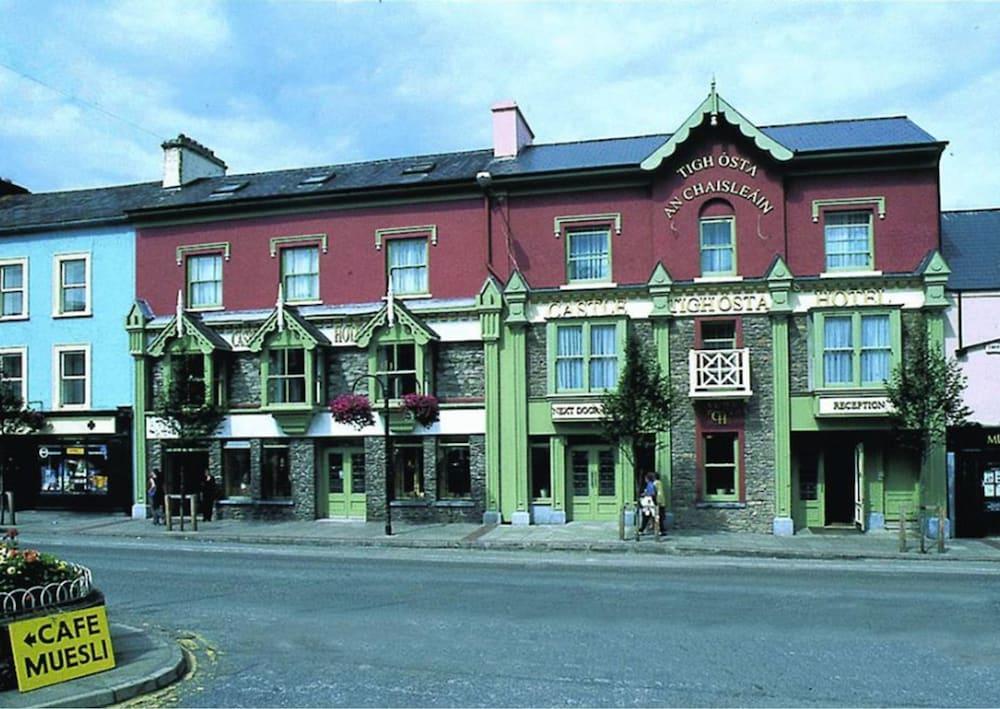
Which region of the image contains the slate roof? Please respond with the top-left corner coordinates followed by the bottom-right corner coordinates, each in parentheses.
top-left (941, 209), bottom-right (1000, 290)
top-left (0, 114), bottom-right (942, 230)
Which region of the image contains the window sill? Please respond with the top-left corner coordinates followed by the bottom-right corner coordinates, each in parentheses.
top-left (559, 282), bottom-right (617, 291)
top-left (0, 314), bottom-right (29, 322)
top-left (434, 499), bottom-right (475, 507)
top-left (188, 305), bottom-right (225, 312)
top-left (391, 500), bottom-right (430, 507)
top-left (696, 501), bottom-right (746, 509)
top-left (219, 498), bottom-right (295, 507)
top-left (388, 293), bottom-right (432, 300)
top-left (819, 270), bottom-right (882, 279)
top-left (52, 311), bottom-right (92, 319)
top-left (53, 404), bottom-right (90, 412)
top-left (285, 299), bottom-right (322, 306)
top-left (693, 275), bottom-right (743, 283)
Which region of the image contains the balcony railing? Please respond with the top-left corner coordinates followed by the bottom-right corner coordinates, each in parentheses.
top-left (688, 348), bottom-right (752, 399)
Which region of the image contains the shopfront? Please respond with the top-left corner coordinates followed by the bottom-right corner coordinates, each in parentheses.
top-left (951, 427), bottom-right (1000, 537)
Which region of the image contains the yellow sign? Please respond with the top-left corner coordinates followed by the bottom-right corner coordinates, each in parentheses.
top-left (10, 605), bottom-right (116, 692)
top-left (65, 447), bottom-right (85, 456)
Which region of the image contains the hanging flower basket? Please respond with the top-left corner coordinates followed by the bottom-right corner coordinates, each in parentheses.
top-left (402, 393), bottom-right (440, 428)
top-left (330, 394), bottom-right (375, 430)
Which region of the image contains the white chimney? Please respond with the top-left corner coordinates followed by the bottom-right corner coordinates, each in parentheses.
top-left (161, 134), bottom-right (227, 188)
top-left (491, 100), bottom-right (534, 159)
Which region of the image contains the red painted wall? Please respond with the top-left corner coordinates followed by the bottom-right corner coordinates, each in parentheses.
top-left (136, 200), bottom-right (488, 315)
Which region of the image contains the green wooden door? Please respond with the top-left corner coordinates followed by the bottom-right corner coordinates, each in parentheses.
top-left (568, 446), bottom-right (617, 521)
top-left (327, 448), bottom-right (366, 519)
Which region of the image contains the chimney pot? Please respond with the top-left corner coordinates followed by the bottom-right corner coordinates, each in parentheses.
top-left (491, 100), bottom-right (534, 159)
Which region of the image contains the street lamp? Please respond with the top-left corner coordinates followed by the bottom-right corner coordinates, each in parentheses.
top-left (351, 373), bottom-right (393, 536)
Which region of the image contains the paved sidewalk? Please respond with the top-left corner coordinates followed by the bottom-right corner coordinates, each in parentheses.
top-left (8, 509), bottom-right (1000, 563)
top-left (1, 622), bottom-right (185, 708)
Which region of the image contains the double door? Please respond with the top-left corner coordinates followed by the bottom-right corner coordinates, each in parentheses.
top-left (327, 448), bottom-right (366, 519)
top-left (569, 446), bottom-right (617, 520)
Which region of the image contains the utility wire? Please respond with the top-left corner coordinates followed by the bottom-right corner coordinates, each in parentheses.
top-left (0, 59), bottom-right (165, 141)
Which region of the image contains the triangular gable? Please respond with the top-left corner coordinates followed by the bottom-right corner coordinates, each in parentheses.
top-left (355, 299), bottom-right (439, 348)
top-left (147, 312), bottom-right (231, 357)
top-left (246, 305), bottom-right (330, 353)
top-left (641, 85), bottom-right (793, 171)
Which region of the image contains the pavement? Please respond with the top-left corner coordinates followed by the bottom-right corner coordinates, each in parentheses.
top-left (1, 509), bottom-right (999, 706)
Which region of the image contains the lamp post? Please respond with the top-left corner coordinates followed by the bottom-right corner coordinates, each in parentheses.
top-left (352, 373), bottom-right (393, 536)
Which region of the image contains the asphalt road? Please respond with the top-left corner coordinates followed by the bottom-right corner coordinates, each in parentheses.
top-left (31, 537), bottom-right (1000, 707)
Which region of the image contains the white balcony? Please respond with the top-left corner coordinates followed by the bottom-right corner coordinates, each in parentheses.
top-left (688, 348), bottom-right (752, 399)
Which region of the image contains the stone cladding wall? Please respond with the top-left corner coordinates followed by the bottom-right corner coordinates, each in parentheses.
top-left (326, 349), bottom-right (369, 400)
top-left (668, 315), bottom-right (775, 533)
top-left (526, 325), bottom-right (548, 398)
top-left (788, 315), bottom-right (810, 394)
top-left (228, 353), bottom-right (261, 407)
top-left (435, 343), bottom-right (485, 400)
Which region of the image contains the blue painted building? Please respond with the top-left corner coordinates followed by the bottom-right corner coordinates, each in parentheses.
top-left (0, 178), bottom-right (157, 511)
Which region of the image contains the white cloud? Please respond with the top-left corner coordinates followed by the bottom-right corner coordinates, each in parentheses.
top-left (90, 0), bottom-right (231, 57)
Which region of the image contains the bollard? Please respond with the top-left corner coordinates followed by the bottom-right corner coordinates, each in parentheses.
top-left (937, 505), bottom-right (946, 554)
top-left (619, 504), bottom-right (625, 541)
top-left (898, 507), bottom-right (907, 552)
top-left (919, 506), bottom-right (927, 554)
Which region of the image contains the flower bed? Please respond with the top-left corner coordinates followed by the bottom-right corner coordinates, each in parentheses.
top-left (0, 528), bottom-right (90, 616)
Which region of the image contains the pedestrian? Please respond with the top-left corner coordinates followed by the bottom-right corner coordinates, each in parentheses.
top-left (654, 472), bottom-right (667, 536)
top-left (148, 470), bottom-right (164, 525)
top-left (201, 470), bottom-right (218, 522)
top-left (638, 472), bottom-right (658, 535)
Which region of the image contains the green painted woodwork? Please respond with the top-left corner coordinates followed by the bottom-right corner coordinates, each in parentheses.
top-left (765, 256), bottom-right (794, 313)
top-left (771, 314), bottom-right (792, 519)
top-left (247, 306), bottom-right (327, 354)
top-left (503, 271), bottom-right (529, 325)
top-left (566, 445), bottom-right (619, 520)
top-left (147, 313), bottom-right (221, 357)
top-left (497, 272), bottom-right (531, 520)
top-left (652, 318), bottom-right (672, 508)
top-left (550, 435), bottom-right (567, 512)
top-left (324, 448), bottom-right (367, 519)
top-left (132, 355), bottom-right (148, 506)
top-left (365, 322), bottom-right (433, 402)
top-left (810, 309), bottom-right (901, 390)
top-left (811, 197), bottom-right (886, 223)
top-left (640, 85), bottom-right (794, 171)
top-left (790, 396), bottom-right (896, 432)
top-left (477, 278), bottom-right (503, 516)
top-left (921, 250), bottom-right (951, 309)
top-left (546, 319), bottom-right (627, 395)
top-left (922, 311), bottom-right (948, 511)
top-left (476, 278), bottom-right (503, 341)
top-left (355, 300), bottom-right (438, 349)
top-left (647, 262), bottom-right (674, 317)
top-left (259, 328), bottom-right (321, 427)
top-left (271, 410), bottom-right (315, 436)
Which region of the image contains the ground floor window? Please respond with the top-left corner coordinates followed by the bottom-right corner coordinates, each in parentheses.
top-left (437, 437), bottom-right (471, 499)
top-left (530, 439), bottom-right (551, 500)
top-left (39, 444), bottom-right (110, 495)
top-left (701, 432), bottom-right (739, 502)
top-left (223, 443), bottom-right (251, 499)
top-left (262, 445), bottom-right (291, 499)
top-left (392, 440), bottom-right (424, 500)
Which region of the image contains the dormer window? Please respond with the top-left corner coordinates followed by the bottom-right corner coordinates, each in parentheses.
top-left (171, 353), bottom-right (206, 406)
top-left (377, 343), bottom-right (418, 398)
top-left (267, 348), bottom-right (307, 404)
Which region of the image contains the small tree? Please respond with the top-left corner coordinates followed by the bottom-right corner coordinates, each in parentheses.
top-left (0, 386), bottom-right (46, 493)
top-left (600, 334), bottom-right (679, 494)
top-left (885, 330), bottom-right (971, 458)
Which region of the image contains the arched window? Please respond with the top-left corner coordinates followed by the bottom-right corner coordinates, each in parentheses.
top-left (699, 199), bottom-right (736, 277)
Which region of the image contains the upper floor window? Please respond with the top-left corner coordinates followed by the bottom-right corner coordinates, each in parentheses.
top-left (699, 320), bottom-right (737, 350)
top-left (566, 229), bottom-right (611, 283)
top-left (700, 217), bottom-right (735, 276)
top-left (281, 247), bottom-right (319, 302)
top-left (824, 211), bottom-right (873, 271)
top-left (377, 342), bottom-right (418, 398)
top-left (55, 254), bottom-right (90, 316)
top-left (171, 353), bottom-right (206, 406)
top-left (187, 254), bottom-right (223, 309)
top-left (819, 311), bottom-right (897, 388)
top-left (55, 345), bottom-right (89, 408)
top-left (0, 259), bottom-right (26, 319)
top-left (387, 238), bottom-right (428, 295)
top-left (553, 322), bottom-right (620, 393)
top-left (267, 347), bottom-right (307, 404)
top-left (0, 349), bottom-right (26, 402)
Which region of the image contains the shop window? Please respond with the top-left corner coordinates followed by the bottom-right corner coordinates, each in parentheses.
top-left (171, 354), bottom-right (206, 406)
top-left (566, 229), bottom-right (611, 283)
top-left (54, 254), bottom-right (90, 316)
top-left (437, 438), bottom-right (471, 499)
top-left (186, 253), bottom-right (223, 309)
top-left (699, 217), bottom-right (735, 276)
top-left (824, 211), bottom-right (873, 271)
top-left (222, 443), bottom-right (251, 499)
top-left (0, 259), bottom-right (26, 319)
top-left (262, 445), bottom-right (291, 499)
top-left (818, 311), bottom-right (898, 388)
top-left (392, 441), bottom-right (424, 500)
top-left (0, 349), bottom-right (26, 402)
top-left (699, 320), bottom-right (737, 350)
top-left (56, 345), bottom-right (88, 408)
top-left (39, 444), bottom-right (110, 495)
top-left (267, 348), bottom-right (307, 404)
top-left (281, 246), bottom-right (319, 302)
top-left (530, 439), bottom-right (552, 500)
top-left (552, 322), bottom-right (621, 393)
top-left (377, 342), bottom-right (418, 398)
top-left (702, 432), bottom-right (739, 502)
top-left (387, 238), bottom-right (428, 295)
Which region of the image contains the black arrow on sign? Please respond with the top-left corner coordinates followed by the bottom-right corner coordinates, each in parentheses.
top-left (23, 631), bottom-right (36, 647)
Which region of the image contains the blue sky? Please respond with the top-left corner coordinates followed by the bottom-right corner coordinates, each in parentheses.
top-left (0, 1), bottom-right (997, 209)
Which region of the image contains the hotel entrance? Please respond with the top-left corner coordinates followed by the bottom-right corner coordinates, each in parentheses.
top-left (322, 447), bottom-right (366, 519)
top-left (567, 444), bottom-right (618, 521)
top-left (794, 434), bottom-right (867, 530)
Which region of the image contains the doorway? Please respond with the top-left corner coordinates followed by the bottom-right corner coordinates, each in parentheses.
top-left (824, 444), bottom-right (855, 525)
top-left (567, 445), bottom-right (617, 521)
top-left (162, 449), bottom-right (208, 496)
top-left (326, 448), bottom-right (366, 519)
